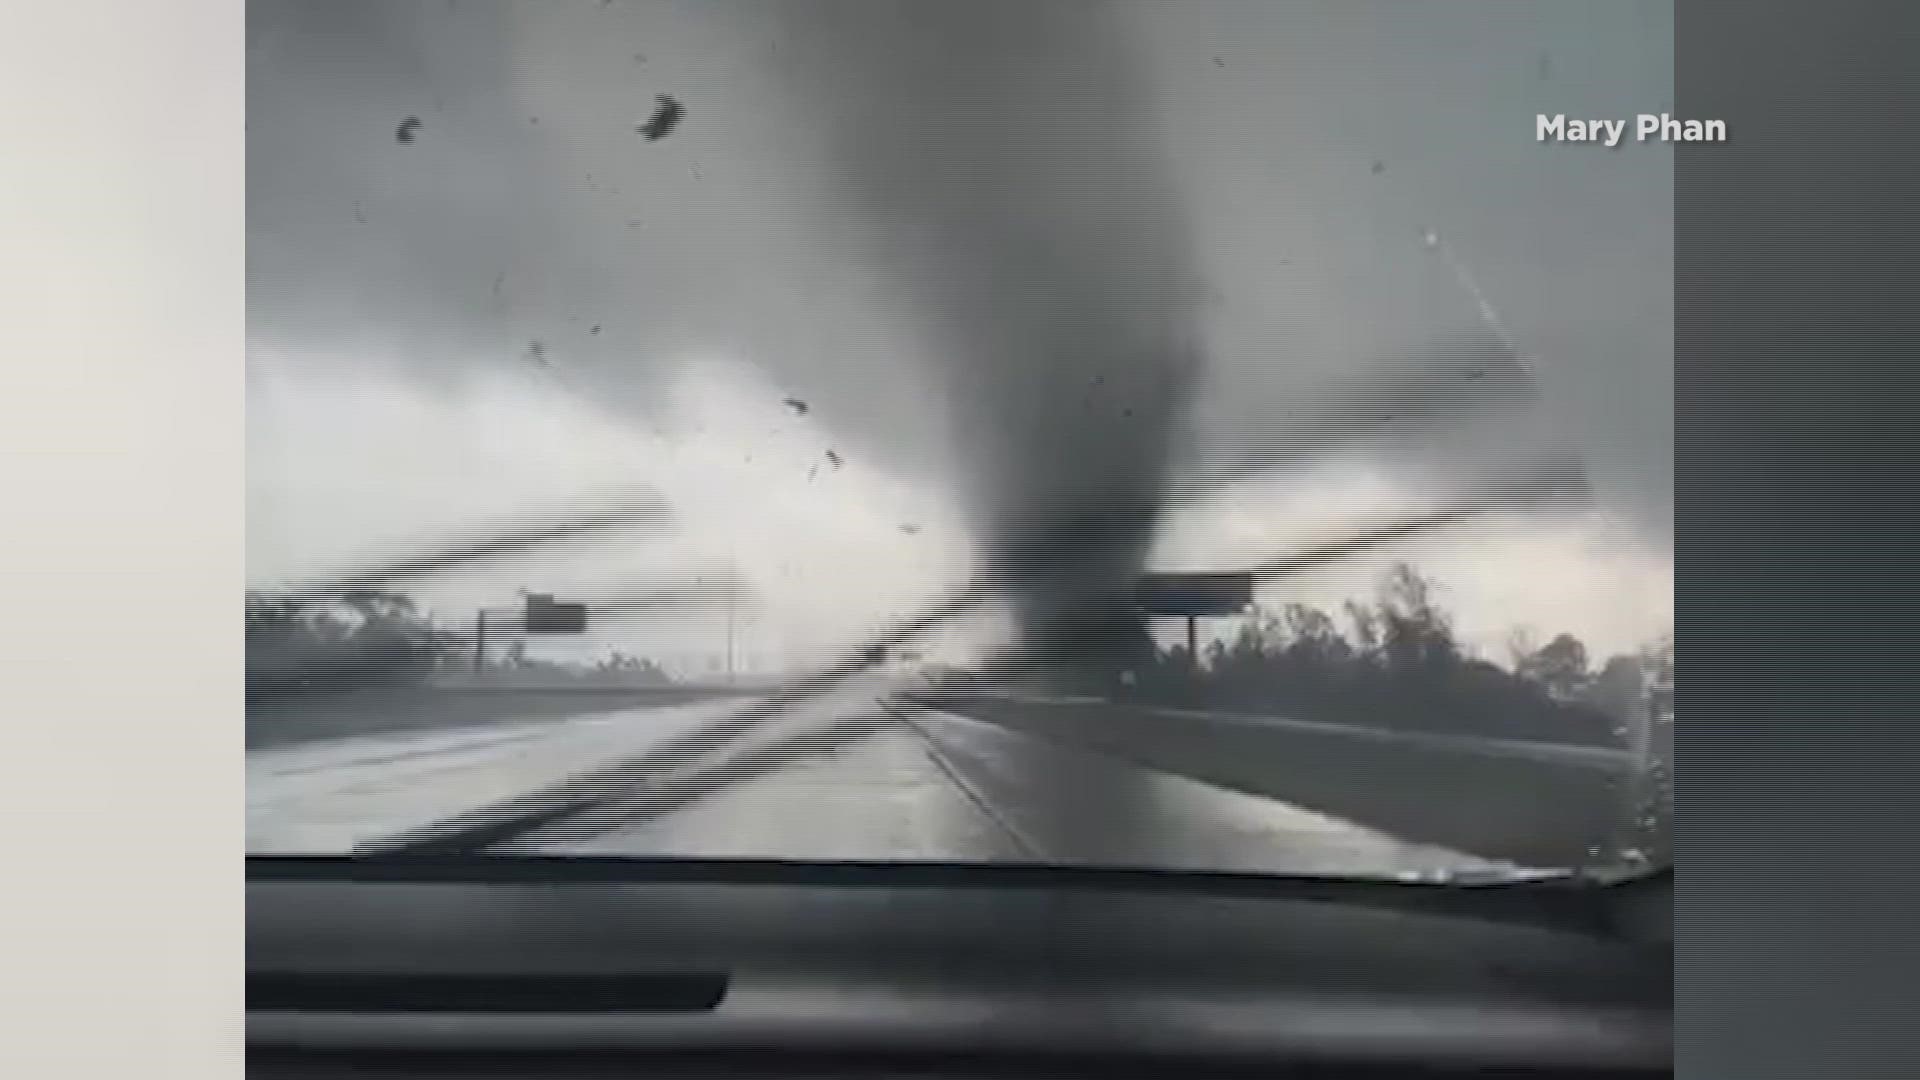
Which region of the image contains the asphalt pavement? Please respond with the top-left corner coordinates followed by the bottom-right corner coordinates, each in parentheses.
top-left (248, 688), bottom-right (1539, 879)
top-left (245, 684), bottom-right (749, 750)
top-left (914, 690), bottom-right (1634, 869)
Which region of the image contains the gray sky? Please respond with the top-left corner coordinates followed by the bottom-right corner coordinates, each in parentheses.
top-left (247, 0), bottom-right (1672, 674)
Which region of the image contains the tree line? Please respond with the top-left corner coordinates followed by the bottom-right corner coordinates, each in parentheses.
top-left (245, 589), bottom-right (672, 695)
top-left (1121, 562), bottom-right (1672, 864)
top-left (1127, 563), bottom-right (1669, 745)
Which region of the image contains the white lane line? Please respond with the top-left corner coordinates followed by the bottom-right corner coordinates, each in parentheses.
top-left (536, 705), bottom-right (1037, 862)
top-left (885, 702), bottom-right (1047, 860)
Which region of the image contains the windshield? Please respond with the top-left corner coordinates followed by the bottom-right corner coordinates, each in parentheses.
top-left (247, 0), bottom-right (1673, 882)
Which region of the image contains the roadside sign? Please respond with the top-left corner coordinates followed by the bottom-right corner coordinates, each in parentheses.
top-left (524, 593), bottom-right (588, 634)
top-left (1132, 572), bottom-right (1253, 617)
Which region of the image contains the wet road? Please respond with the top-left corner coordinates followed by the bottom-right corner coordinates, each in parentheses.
top-left (922, 690), bottom-right (1634, 869)
top-left (248, 690), bottom-right (1521, 879)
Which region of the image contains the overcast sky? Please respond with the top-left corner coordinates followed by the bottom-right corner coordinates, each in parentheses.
top-left (247, 0), bottom-right (1672, 674)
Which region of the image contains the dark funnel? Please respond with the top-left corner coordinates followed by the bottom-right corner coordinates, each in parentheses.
top-left (775, 1), bottom-right (1204, 676)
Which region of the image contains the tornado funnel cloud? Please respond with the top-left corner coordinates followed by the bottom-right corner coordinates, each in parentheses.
top-left (779, 1), bottom-right (1203, 674)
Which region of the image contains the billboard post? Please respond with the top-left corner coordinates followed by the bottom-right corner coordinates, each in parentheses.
top-left (1132, 572), bottom-right (1254, 667)
top-left (468, 594), bottom-right (589, 677)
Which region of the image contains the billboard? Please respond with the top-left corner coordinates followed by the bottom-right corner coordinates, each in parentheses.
top-left (523, 593), bottom-right (588, 634)
top-left (1132, 572), bottom-right (1253, 617)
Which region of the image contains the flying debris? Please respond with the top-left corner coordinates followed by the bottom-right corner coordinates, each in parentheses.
top-left (900, 523), bottom-right (922, 536)
top-left (1371, 159), bottom-right (1386, 175)
top-left (783, 397), bottom-right (810, 416)
top-left (638, 94), bottom-right (685, 141)
top-left (526, 340), bottom-right (548, 366)
top-left (825, 449), bottom-right (843, 470)
top-left (589, 325), bottom-right (602, 335)
top-left (394, 116), bottom-right (421, 144)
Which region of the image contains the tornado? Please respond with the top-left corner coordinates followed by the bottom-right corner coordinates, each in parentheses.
top-left (774, 1), bottom-right (1204, 675)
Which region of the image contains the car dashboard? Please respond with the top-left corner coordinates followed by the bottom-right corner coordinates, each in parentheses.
top-left (247, 858), bottom-right (1672, 1079)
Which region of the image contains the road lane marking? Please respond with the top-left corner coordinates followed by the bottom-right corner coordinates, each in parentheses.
top-left (883, 701), bottom-right (1048, 860)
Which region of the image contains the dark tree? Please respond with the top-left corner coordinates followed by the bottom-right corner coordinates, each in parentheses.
top-left (246, 588), bottom-right (462, 695)
top-left (1517, 632), bottom-right (1593, 702)
top-left (1123, 563), bottom-right (1623, 748)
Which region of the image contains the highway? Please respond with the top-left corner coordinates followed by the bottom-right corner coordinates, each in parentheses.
top-left (914, 689), bottom-right (1634, 868)
top-left (244, 684), bottom-right (752, 751)
top-left (247, 684), bottom-right (1624, 877)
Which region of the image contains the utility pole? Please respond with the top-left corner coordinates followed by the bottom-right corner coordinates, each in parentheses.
top-left (473, 608), bottom-right (488, 675)
top-left (1622, 687), bottom-right (1656, 857)
top-left (724, 580), bottom-right (736, 686)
